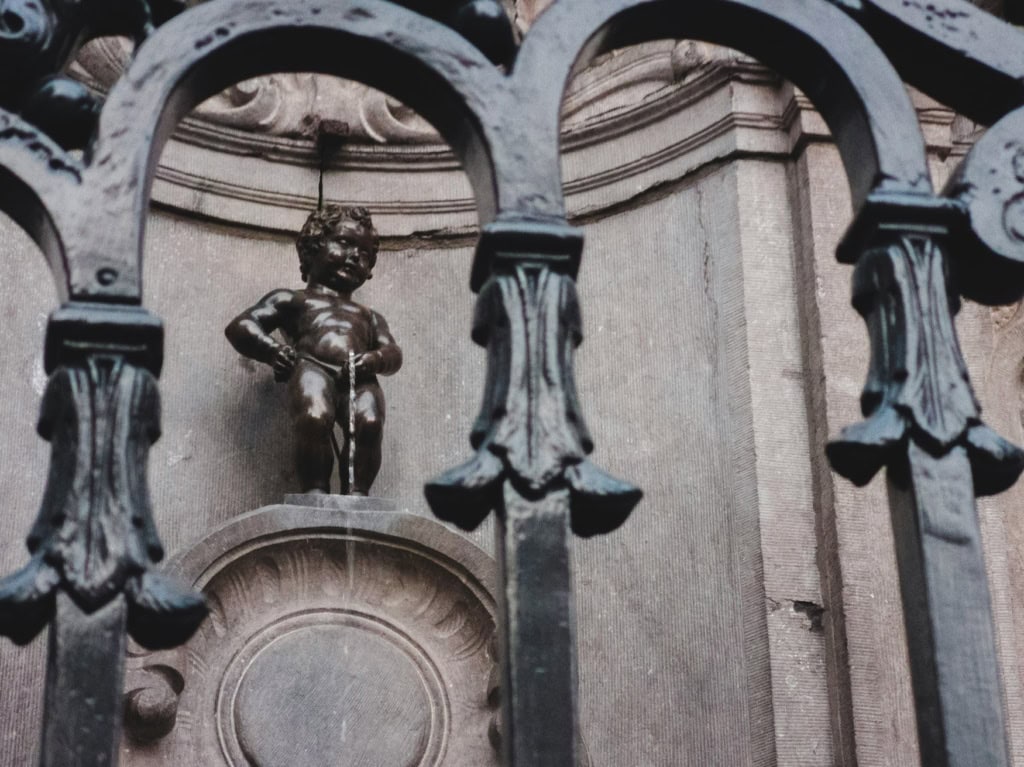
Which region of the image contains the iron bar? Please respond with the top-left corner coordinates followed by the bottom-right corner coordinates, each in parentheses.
top-left (887, 444), bottom-right (1010, 767)
top-left (40, 593), bottom-right (127, 767)
top-left (496, 485), bottom-right (579, 767)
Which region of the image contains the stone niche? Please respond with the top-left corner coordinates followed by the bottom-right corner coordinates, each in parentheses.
top-left (120, 498), bottom-right (500, 767)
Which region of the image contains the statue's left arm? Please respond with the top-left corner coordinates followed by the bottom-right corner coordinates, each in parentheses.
top-left (359, 310), bottom-right (402, 377)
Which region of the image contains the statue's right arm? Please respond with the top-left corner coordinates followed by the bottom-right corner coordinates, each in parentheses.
top-left (224, 290), bottom-right (296, 365)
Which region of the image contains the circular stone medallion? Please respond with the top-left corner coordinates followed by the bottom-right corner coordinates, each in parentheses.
top-left (230, 616), bottom-right (441, 767)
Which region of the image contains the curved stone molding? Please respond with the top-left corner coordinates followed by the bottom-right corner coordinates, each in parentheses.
top-left (119, 499), bottom-right (501, 767)
top-left (76, 32), bottom-right (743, 145)
top-left (141, 42), bottom-right (783, 236)
top-left (74, 0), bottom-right (516, 144)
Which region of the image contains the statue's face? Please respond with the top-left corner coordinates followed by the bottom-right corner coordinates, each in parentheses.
top-left (308, 223), bottom-right (374, 292)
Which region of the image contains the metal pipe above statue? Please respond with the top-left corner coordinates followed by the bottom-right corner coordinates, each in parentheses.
top-left (225, 205), bottom-right (402, 496)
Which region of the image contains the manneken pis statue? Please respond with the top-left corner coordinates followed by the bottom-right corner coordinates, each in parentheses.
top-left (225, 205), bottom-right (402, 495)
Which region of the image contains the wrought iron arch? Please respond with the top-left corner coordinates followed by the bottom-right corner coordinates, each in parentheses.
top-left (0, 111), bottom-right (78, 298)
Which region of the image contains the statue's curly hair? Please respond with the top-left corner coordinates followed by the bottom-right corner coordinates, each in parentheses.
top-left (296, 205), bottom-right (380, 281)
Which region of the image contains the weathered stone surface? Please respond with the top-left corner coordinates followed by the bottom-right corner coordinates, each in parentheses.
top-left (0, 218), bottom-right (56, 767)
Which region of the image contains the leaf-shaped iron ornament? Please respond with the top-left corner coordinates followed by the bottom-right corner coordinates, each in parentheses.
top-left (0, 304), bottom-right (205, 650)
top-left (827, 212), bottom-right (1024, 496)
top-left (426, 263), bottom-right (642, 538)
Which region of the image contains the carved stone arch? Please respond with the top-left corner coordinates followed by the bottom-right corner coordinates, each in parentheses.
top-left (71, 0), bottom-right (513, 302)
top-left (0, 109), bottom-right (80, 299)
top-left (511, 0), bottom-right (933, 228)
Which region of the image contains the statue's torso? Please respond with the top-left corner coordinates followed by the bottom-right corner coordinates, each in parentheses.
top-left (283, 290), bottom-right (376, 366)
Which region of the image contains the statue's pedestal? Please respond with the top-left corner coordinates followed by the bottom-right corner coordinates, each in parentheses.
top-left (122, 498), bottom-right (500, 767)
top-left (282, 493), bottom-right (403, 512)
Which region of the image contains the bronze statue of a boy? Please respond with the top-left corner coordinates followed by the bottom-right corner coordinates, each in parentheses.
top-left (225, 205), bottom-right (402, 495)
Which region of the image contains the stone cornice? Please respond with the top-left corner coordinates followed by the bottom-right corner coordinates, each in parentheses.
top-left (144, 43), bottom-right (957, 238)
